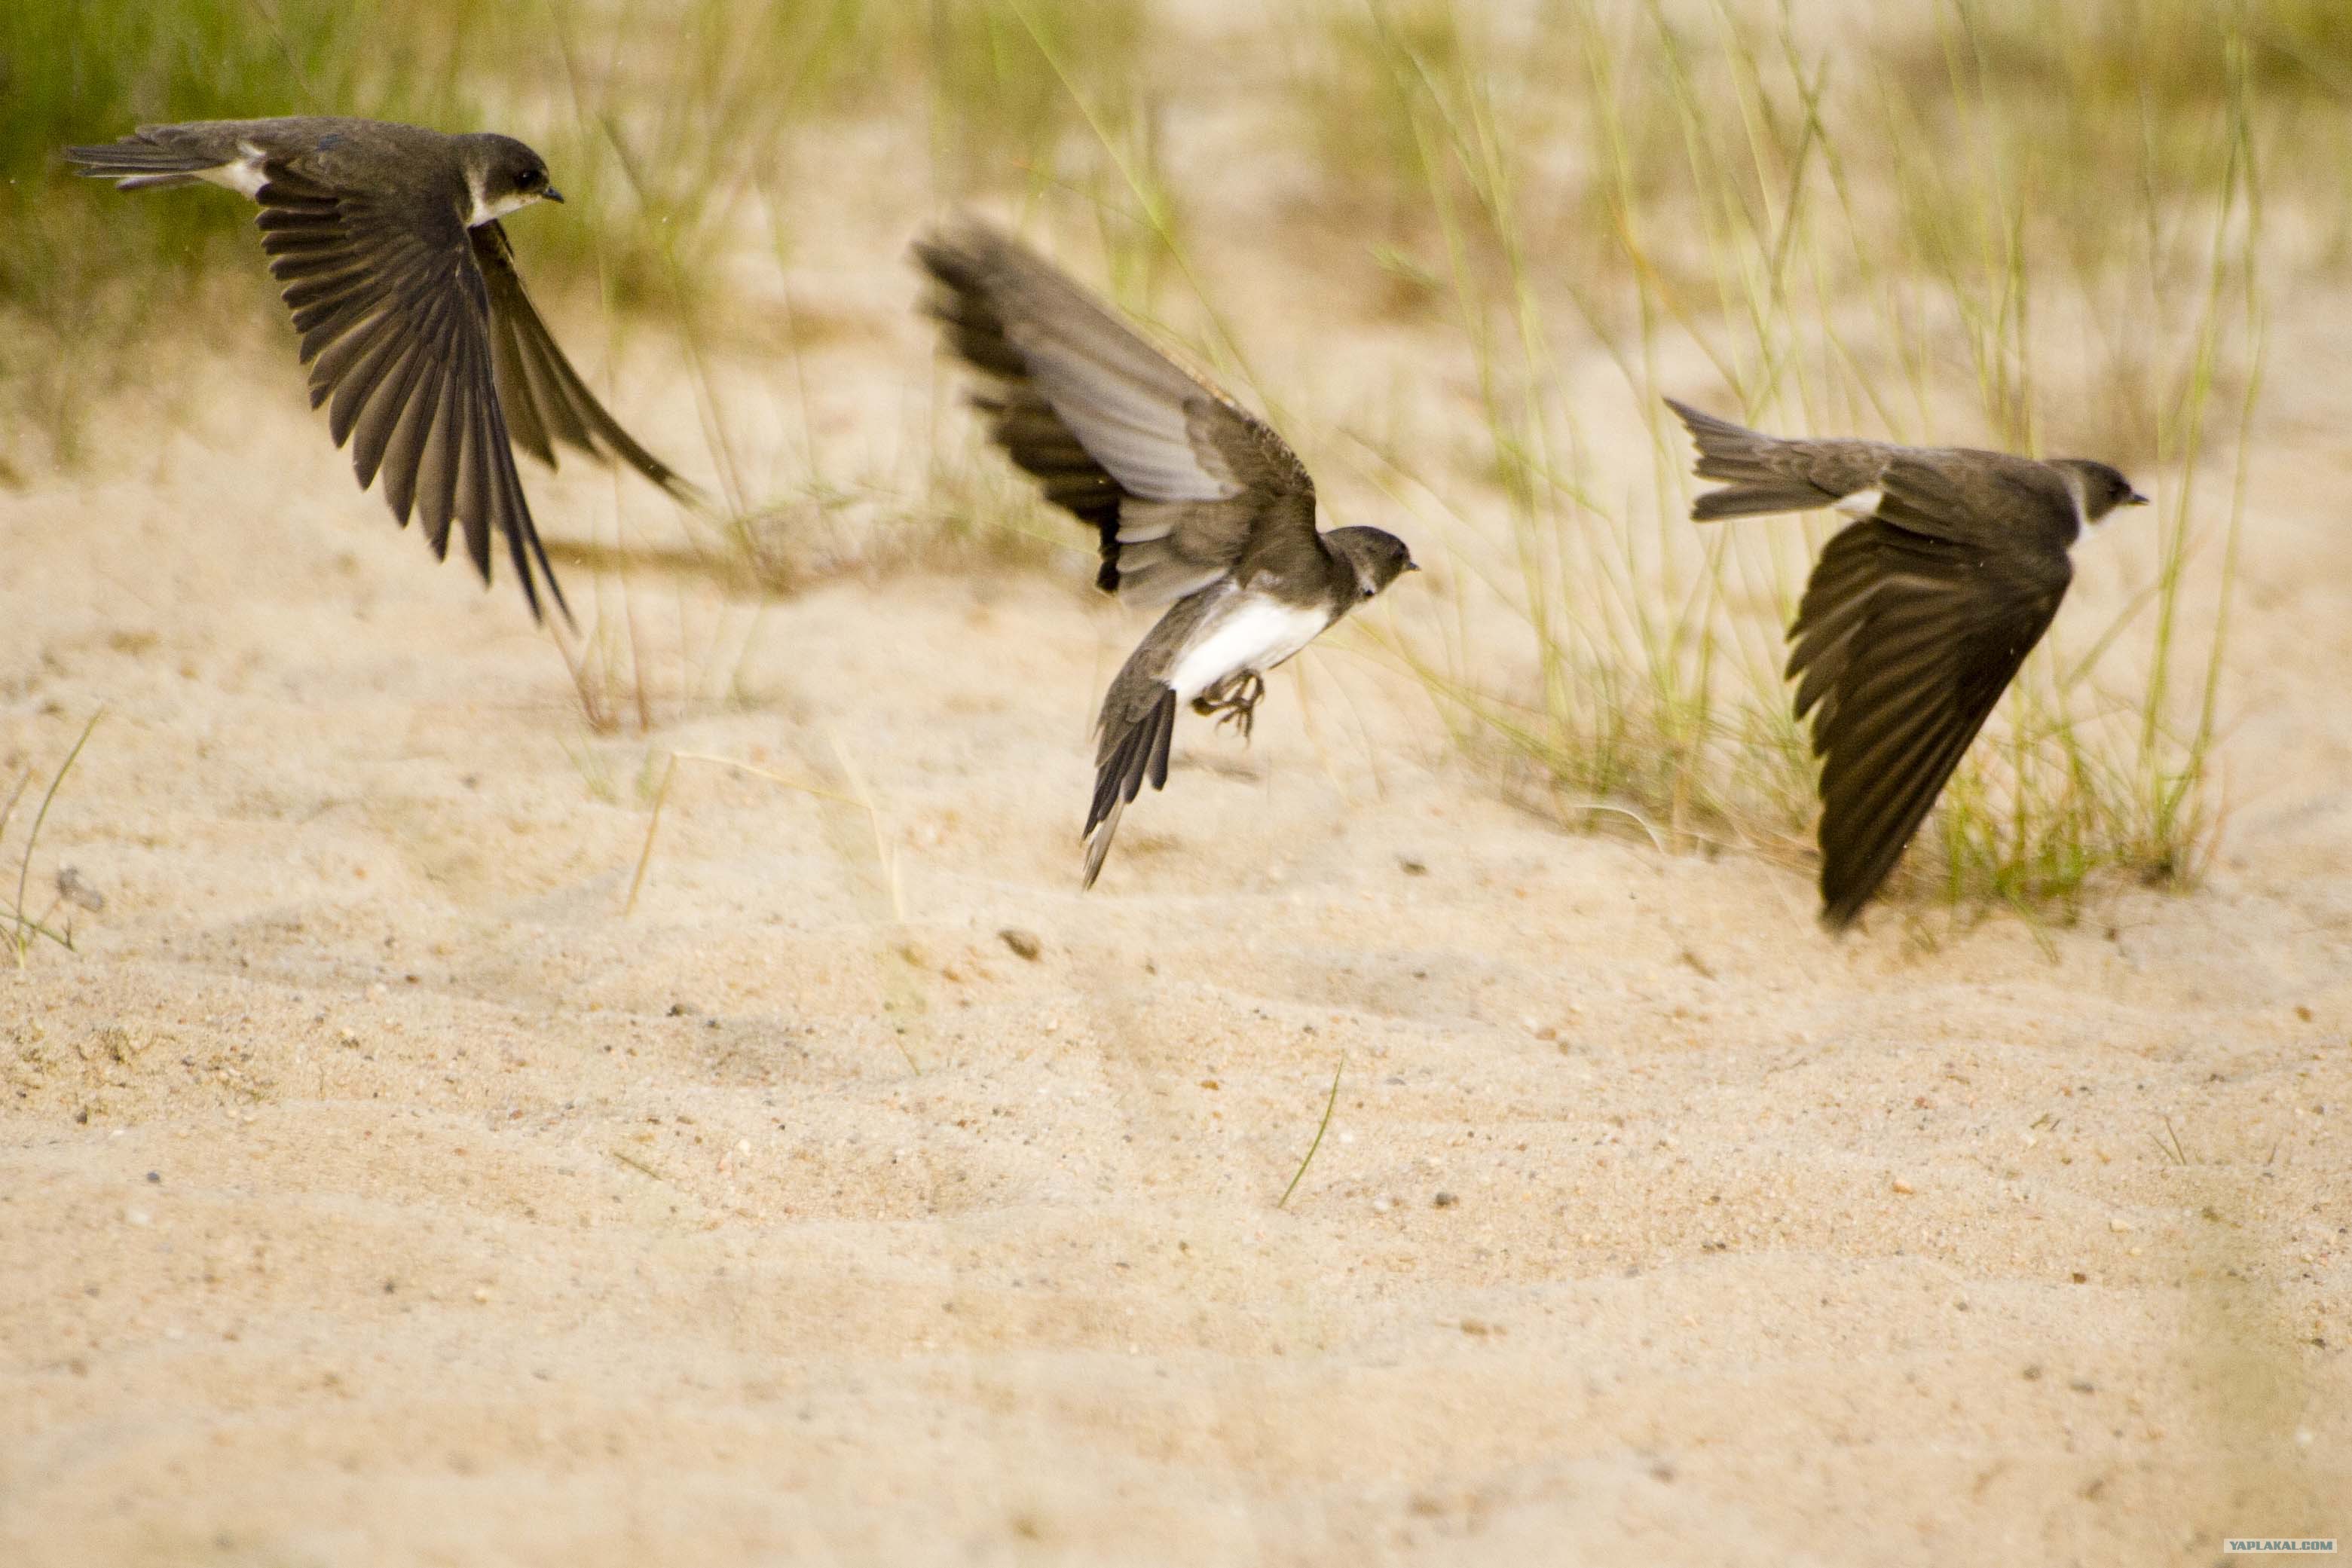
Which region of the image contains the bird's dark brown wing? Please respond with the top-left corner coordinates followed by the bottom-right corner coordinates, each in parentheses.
top-left (915, 222), bottom-right (1318, 605)
top-left (1789, 458), bottom-right (2075, 927)
top-left (470, 222), bottom-right (708, 510)
top-left (255, 164), bottom-right (567, 624)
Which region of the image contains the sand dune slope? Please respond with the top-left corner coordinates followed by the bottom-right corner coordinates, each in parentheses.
top-left (1, 369), bottom-right (2346, 1566)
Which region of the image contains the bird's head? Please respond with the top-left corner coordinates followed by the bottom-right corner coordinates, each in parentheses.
top-left (459, 133), bottom-right (564, 227)
top-left (2052, 459), bottom-right (2151, 525)
top-left (1326, 526), bottom-right (1421, 602)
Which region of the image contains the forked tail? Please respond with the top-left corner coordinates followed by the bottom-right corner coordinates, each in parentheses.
top-left (1666, 398), bottom-right (1833, 520)
top-left (63, 138), bottom-right (218, 192)
top-left (1082, 685), bottom-right (1178, 890)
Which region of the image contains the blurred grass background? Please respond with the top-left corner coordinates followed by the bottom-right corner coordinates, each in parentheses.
top-left (2, 0), bottom-right (2338, 922)
top-left (0, 0), bottom-right (1152, 316)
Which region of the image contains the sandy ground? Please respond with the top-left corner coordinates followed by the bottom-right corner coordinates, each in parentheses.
top-left (5, 173), bottom-right (2352, 1566)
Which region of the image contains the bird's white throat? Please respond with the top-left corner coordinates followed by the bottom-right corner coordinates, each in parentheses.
top-left (2063, 469), bottom-right (2129, 542)
top-left (463, 173), bottom-right (541, 228)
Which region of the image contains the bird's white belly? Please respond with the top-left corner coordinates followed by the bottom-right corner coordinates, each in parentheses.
top-left (1169, 597), bottom-right (1332, 702)
top-left (195, 142), bottom-right (271, 200)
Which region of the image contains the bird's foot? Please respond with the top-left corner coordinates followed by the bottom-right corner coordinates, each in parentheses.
top-left (1190, 671), bottom-right (1266, 743)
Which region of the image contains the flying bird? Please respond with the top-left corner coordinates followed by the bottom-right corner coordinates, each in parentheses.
top-left (1668, 398), bottom-right (2149, 928)
top-left (67, 117), bottom-right (708, 623)
top-left (915, 221), bottom-right (1419, 888)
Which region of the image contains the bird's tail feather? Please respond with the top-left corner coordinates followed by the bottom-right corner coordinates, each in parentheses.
top-left (1691, 484), bottom-right (1840, 520)
top-left (1081, 803), bottom-right (1126, 891)
top-left (1666, 398), bottom-right (1830, 521)
top-left (65, 141), bottom-right (219, 186)
top-left (1082, 685), bottom-right (1177, 890)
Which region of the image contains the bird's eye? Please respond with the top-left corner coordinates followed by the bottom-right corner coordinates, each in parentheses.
top-left (1361, 585), bottom-right (1376, 599)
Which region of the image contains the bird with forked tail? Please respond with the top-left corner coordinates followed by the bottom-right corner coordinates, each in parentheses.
top-left (66, 117), bottom-right (711, 625)
top-left (1667, 398), bottom-right (2149, 929)
top-left (916, 220), bottom-right (1419, 888)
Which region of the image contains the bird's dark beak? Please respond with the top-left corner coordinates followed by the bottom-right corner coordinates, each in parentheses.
top-left (1405, 560), bottom-right (1422, 572)
top-left (542, 185), bottom-right (565, 204)
top-left (2125, 490), bottom-right (2150, 506)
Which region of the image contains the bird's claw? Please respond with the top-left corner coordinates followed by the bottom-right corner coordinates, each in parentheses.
top-left (1191, 672), bottom-right (1266, 744)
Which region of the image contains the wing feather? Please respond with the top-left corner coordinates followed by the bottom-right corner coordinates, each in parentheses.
top-left (411, 348), bottom-right (463, 562)
top-left (1789, 495), bottom-right (2073, 927)
top-left (469, 223), bottom-right (707, 509)
top-left (350, 313), bottom-right (437, 491)
top-left (916, 221), bottom-right (1321, 605)
top-left (254, 167), bottom-right (570, 622)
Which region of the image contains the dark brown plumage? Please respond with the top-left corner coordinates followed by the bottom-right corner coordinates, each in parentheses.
top-left (1668, 399), bottom-right (2149, 928)
top-left (914, 220), bottom-right (1326, 605)
top-left (67, 117), bottom-right (708, 625)
top-left (916, 221), bottom-right (1418, 887)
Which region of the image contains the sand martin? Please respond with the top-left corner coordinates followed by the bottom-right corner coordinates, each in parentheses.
top-left (915, 221), bottom-right (1418, 888)
top-left (67, 117), bottom-right (708, 623)
top-left (1668, 399), bottom-right (2149, 928)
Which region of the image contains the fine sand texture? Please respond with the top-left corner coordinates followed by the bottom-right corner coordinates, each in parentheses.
top-left (5, 353), bottom-right (2349, 1566)
top-left (5, 186), bottom-right (2352, 1568)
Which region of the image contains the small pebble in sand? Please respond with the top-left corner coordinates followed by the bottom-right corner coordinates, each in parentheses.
top-left (55, 866), bottom-right (105, 912)
top-left (1398, 855), bottom-right (1428, 876)
top-left (1891, 1178), bottom-right (1915, 1195)
top-left (1372, 1196), bottom-right (1394, 1215)
top-left (999, 928), bottom-right (1042, 961)
top-left (1433, 1191), bottom-right (1458, 1209)
top-left (2109, 1217), bottom-right (2133, 1233)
